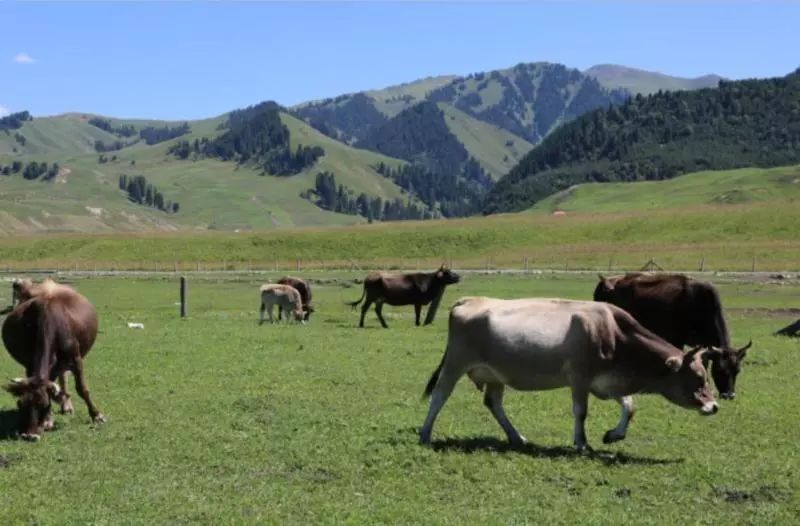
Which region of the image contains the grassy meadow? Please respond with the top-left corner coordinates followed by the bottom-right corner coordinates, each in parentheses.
top-left (1, 198), bottom-right (799, 272)
top-left (0, 112), bottom-right (409, 234)
top-left (0, 273), bottom-right (798, 523)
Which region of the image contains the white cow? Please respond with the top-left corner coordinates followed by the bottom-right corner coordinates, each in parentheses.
top-left (420, 297), bottom-right (720, 451)
top-left (259, 284), bottom-right (305, 325)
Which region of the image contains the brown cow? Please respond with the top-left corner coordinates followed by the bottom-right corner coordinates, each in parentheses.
top-left (277, 276), bottom-right (314, 321)
top-left (2, 279), bottom-right (105, 441)
top-left (348, 266), bottom-right (460, 328)
top-left (593, 273), bottom-right (751, 400)
top-left (420, 297), bottom-right (720, 450)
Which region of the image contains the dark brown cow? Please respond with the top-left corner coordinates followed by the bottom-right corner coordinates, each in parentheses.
top-left (348, 266), bottom-right (460, 328)
top-left (277, 276), bottom-right (314, 321)
top-left (593, 273), bottom-right (751, 400)
top-left (420, 297), bottom-right (720, 450)
top-left (2, 279), bottom-right (105, 441)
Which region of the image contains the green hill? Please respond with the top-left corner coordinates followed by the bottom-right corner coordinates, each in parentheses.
top-left (585, 64), bottom-right (723, 96)
top-left (485, 70), bottom-right (800, 213)
top-left (0, 110), bottom-right (411, 235)
top-left (533, 165), bottom-right (800, 213)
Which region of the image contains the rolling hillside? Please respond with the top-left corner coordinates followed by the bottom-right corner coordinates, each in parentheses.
top-left (0, 111), bottom-right (412, 235)
top-left (533, 165), bottom-right (800, 213)
top-left (585, 64), bottom-right (723, 96)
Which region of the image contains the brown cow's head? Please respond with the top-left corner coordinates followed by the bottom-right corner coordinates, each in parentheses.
top-left (707, 340), bottom-right (751, 400)
top-left (435, 266), bottom-right (460, 285)
top-left (303, 304), bottom-right (315, 322)
top-left (4, 377), bottom-right (60, 441)
top-left (11, 278), bottom-right (34, 305)
top-left (661, 348), bottom-right (720, 416)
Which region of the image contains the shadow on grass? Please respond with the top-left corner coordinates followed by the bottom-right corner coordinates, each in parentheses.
top-left (0, 409), bottom-right (19, 441)
top-left (426, 435), bottom-right (684, 466)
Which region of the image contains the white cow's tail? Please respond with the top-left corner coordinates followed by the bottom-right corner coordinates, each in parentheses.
top-left (423, 348), bottom-right (449, 399)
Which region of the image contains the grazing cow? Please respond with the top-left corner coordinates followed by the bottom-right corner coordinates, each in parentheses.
top-left (11, 278), bottom-right (35, 306)
top-left (593, 273), bottom-right (751, 400)
top-left (348, 266), bottom-right (461, 328)
top-left (277, 276), bottom-right (314, 321)
top-left (2, 279), bottom-right (105, 441)
top-left (420, 297), bottom-right (720, 451)
top-left (259, 284), bottom-right (305, 325)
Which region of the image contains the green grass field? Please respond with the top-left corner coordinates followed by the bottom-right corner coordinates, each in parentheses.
top-left (0, 273), bottom-right (797, 523)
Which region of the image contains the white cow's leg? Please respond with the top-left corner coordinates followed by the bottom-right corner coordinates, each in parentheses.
top-left (268, 303), bottom-right (274, 324)
top-left (483, 384), bottom-right (526, 446)
top-left (571, 387), bottom-right (590, 452)
top-left (603, 396), bottom-right (635, 444)
top-left (419, 367), bottom-right (461, 444)
top-left (259, 300), bottom-right (266, 325)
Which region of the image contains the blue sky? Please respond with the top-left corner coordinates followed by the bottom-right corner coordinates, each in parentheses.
top-left (1, 1), bottom-right (798, 120)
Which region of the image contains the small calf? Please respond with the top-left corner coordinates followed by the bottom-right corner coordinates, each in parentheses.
top-left (259, 284), bottom-right (305, 325)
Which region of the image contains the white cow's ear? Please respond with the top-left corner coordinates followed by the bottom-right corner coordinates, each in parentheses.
top-left (665, 356), bottom-right (683, 372)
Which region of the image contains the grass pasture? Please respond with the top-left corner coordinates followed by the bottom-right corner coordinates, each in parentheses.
top-left (0, 273), bottom-right (798, 523)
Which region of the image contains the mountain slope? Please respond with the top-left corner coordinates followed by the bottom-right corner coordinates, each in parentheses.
top-left (585, 64), bottom-right (723, 96)
top-left (0, 110), bottom-right (412, 235)
top-left (485, 70), bottom-right (800, 213)
top-left (427, 62), bottom-right (628, 143)
top-left (438, 102), bottom-right (533, 179)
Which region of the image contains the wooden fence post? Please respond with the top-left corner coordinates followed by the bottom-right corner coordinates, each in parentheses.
top-left (699, 256), bottom-right (705, 272)
top-left (180, 276), bottom-right (188, 318)
top-left (524, 257), bottom-right (529, 273)
top-left (752, 255), bottom-right (756, 273)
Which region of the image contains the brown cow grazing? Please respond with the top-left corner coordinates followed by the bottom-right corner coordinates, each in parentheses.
top-left (2, 279), bottom-right (105, 441)
top-left (348, 266), bottom-right (461, 328)
top-left (259, 284), bottom-right (305, 325)
top-left (420, 297), bottom-right (720, 451)
top-left (593, 273), bottom-right (751, 400)
top-left (277, 276), bottom-right (314, 321)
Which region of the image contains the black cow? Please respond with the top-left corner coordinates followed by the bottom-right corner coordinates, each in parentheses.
top-left (594, 273), bottom-right (751, 399)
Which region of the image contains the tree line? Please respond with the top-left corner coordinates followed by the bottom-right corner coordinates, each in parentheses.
top-left (485, 69), bottom-right (800, 213)
top-left (0, 160), bottom-right (59, 181)
top-left (374, 159), bottom-right (490, 217)
top-left (118, 174), bottom-right (179, 213)
top-left (168, 101), bottom-right (324, 175)
top-left (88, 117), bottom-right (137, 137)
top-left (304, 171), bottom-right (427, 222)
top-left (139, 123), bottom-right (191, 145)
top-left (0, 111), bottom-right (32, 130)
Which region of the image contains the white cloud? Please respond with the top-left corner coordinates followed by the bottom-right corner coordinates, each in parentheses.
top-left (0, 105), bottom-right (10, 117)
top-left (13, 52), bottom-right (36, 64)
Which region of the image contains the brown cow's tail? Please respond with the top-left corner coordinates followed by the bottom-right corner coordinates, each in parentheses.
top-left (346, 287), bottom-right (366, 309)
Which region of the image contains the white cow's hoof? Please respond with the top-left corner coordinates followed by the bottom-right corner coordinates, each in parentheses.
top-left (509, 435), bottom-right (528, 447)
top-left (93, 414), bottom-right (107, 424)
top-left (20, 433), bottom-right (41, 442)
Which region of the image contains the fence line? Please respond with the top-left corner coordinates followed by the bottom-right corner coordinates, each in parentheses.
top-left (0, 255), bottom-right (796, 275)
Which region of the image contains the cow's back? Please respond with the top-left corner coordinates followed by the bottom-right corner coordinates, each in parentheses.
top-left (446, 298), bottom-right (615, 390)
top-left (2, 286), bottom-right (98, 368)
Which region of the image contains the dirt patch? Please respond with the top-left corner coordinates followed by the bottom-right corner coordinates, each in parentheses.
top-left (55, 167), bottom-right (71, 184)
top-left (728, 307), bottom-right (800, 318)
top-left (712, 485), bottom-right (787, 503)
top-left (0, 454), bottom-right (18, 469)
